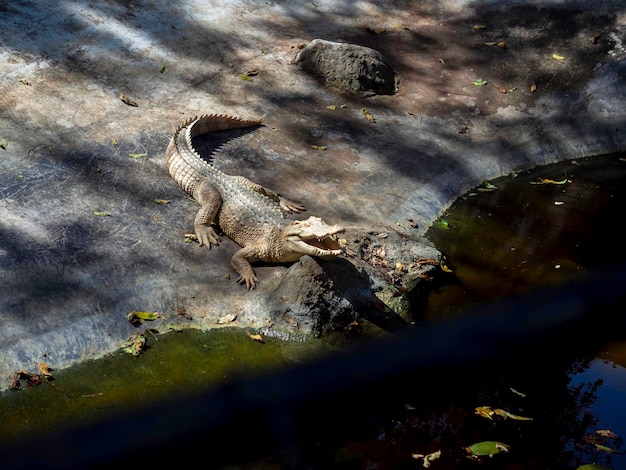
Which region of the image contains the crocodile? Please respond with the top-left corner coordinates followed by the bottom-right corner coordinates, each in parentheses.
top-left (165, 113), bottom-right (345, 289)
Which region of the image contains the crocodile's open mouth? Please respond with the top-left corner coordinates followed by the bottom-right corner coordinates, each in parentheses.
top-left (301, 234), bottom-right (342, 253)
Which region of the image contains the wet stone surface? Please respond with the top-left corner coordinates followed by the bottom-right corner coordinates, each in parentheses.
top-left (0, 0), bottom-right (625, 387)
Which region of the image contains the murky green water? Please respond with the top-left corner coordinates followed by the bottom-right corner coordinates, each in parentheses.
top-left (424, 153), bottom-right (626, 319)
top-left (0, 327), bottom-right (343, 440)
top-left (1, 154), bottom-right (625, 469)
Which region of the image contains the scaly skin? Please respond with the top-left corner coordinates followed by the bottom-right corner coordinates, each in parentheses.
top-left (166, 114), bottom-right (344, 289)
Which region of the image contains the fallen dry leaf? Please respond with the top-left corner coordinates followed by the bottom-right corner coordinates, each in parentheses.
top-left (246, 331), bottom-right (265, 343)
top-left (216, 313), bottom-right (237, 324)
top-left (119, 92), bottom-right (138, 107)
top-left (37, 362), bottom-right (53, 379)
top-left (362, 108), bottom-right (375, 122)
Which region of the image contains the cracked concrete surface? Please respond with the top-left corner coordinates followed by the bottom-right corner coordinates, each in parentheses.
top-left (1, 0), bottom-right (625, 386)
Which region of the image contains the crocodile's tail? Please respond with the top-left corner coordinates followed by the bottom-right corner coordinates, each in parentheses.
top-left (183, 114), bottom-right (263, 139)
top-left (166, 113), bottom-right (264, 198)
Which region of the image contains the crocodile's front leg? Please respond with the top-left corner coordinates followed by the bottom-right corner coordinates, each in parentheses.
top-left (231, 245), bottom-right (262, 290)
top-left (235, 176), bottom-right (305, 213)
top-left (193, 180), bottom-right (222, 248)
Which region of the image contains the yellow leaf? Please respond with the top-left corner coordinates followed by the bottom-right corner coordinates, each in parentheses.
top-left (93, 211), bottom-right (111, 217)
top-left (37, 362), bottom-right (53, 379)
top-left (475, 406), bottom-right (495, 419)
top-left (153, 199), bottom-right (171, 204)
top-left (362, 108), bottom-right (375, 122)
top-left (493, 408), bottom-right (533, 421)
top-left (326, 105), bottom-right (336, 110)
top-left (530, 82), bottom-right (537, 93)
top-left (552, 53), bottom-right (565, 61)
top-left (119, 92), bottom-right (138, 107)
top-left (473, 24), bottom-right (487, 29)
top-left (129, 153), bottom-right (148, 159)
top-left (310, 145), bottom-right (327, 150)
top-left (440, 262), bottom-right (454, 273)
top-left (596, 429), bottom-right (617, 438)
top-left (127, 311), bottom-right (163, 322)
top-left (246, 331), bottom-right (265, 343)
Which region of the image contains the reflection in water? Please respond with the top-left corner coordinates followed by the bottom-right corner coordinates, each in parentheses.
top-left (565, 348), bottom-right (626, 469)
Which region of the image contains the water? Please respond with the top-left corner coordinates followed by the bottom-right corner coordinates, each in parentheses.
top-left (414, 155), bottom-right (626, 469)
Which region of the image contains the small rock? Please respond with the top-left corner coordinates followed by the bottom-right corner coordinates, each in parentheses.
top-left (295, 39), bottom-right (398, 96)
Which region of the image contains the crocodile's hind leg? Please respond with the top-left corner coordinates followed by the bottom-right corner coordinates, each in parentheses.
top-left (193, 180), bottom-right (222, 248)
top-left (235, 176), bottom-right (305, 213)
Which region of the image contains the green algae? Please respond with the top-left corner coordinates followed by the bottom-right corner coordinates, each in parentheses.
top-left (0, 327), bottom-right (340, 440)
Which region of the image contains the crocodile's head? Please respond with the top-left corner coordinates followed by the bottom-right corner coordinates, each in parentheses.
top-left (281, 216), bottom-right (344, 261)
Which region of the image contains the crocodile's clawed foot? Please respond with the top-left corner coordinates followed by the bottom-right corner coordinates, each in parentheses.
top-left (279, 197), bottom-right (305, 214)
top-left (237, 274), bottom-right (258, 290)
top-left (196, 225), bottom-right (221, 248)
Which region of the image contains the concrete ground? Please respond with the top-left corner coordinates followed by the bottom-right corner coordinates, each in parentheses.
top-left (1, 0), bottom-right (625, 386)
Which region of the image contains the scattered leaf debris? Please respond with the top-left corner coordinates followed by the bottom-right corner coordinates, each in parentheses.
top-left (122, 333), bottom-right (146, 356)
top-left (473, 78), bottom-right (488, 87)
top-left (530, 177), bottom-right (569, 185)
top-left (10, 370), bottom-right (42, 390)
top-left (0, 138), bottom-right (7, 150)
top-left (127, 311), bottom-right (163, 326)
top-left (475, 406), bottom-right (533, 421)
top-left (129, 153), bottom-right (148, 159)
top-left (216, 313), bottom-right (237, 324)
top-left (176, 307), bottom-right (193, 321)
top-left (37, 362), bottom-right (54, 380)
top-left (411, 450), bottom-right (441, 468)
top-left (19, 78), bottom-right (32, 86)
top-left (246, 331), bottom-right (265, 343)
top-left (362, 108), bottom-right (375, 122)
top-left (119, 92), bottom-right (138, 107)
top-left (93, 211), bottom-right (111, 217)
top-left (466, 441), bottom-right (511, 457)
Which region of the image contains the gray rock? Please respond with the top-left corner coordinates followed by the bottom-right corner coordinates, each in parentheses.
top-left (295, 39), bottom-right (398, 96)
